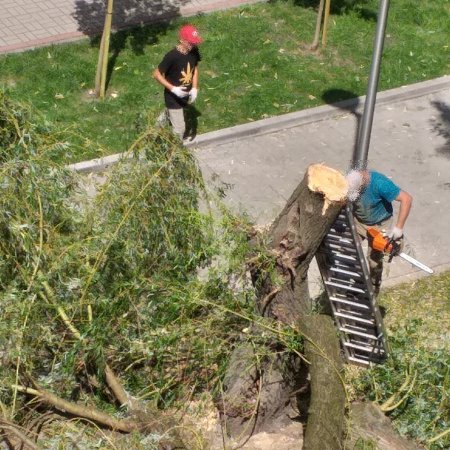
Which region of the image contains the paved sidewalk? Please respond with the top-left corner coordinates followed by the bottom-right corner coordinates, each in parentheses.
top-left (0, 0), bottom-right (263, 54)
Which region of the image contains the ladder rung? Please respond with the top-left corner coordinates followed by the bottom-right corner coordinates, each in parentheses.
top-left (328, 230), bottom-right (352, 237)
top-left (344, 342), bottom-right (384, 353)
top-left (334, 311), bottom-right (375, 325)
top-left (348, 356), bottom-right (370, 366)
top-left (325, 247), bottom-right (357, 257)
top-left (331, 252), bottom-right (357, 262)
top-left (325, 281), bottom-right (365, 294)
top-left (334, 260), bottom-right (363, 271)
top-left (354, 353), bottom-right (386, 362)
top-left (339, 327), bottom-right (378, 339)
top-left (352, 336), bottom-right (385, 348)
top-left (325, 243), bottom-right (356, 253)
top-left (334, 220), bottom-right (348, 227)
top-left (325, 235), bottom-right (354, 245)
top-left (326, 273), bottom-right (367, 294)
top-left (331, 296), bottom-right (369, 309)
top-left (342, 322), bottom-right (376, 334)
top-left (329, 267), bottom-right (362, 278)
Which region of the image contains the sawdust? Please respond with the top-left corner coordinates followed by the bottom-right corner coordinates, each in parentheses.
top-left (180, 395), bottom-right (304, 449)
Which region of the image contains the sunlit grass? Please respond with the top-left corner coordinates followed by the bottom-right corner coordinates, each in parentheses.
top-left (347, 271), bottom-right (450, 449)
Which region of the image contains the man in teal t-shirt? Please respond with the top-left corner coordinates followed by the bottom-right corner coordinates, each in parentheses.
top-left (346, 169), bottom-right (413, 294)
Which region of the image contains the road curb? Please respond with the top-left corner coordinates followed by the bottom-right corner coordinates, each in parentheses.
top-left (69, 75), bottom-right (450, 173)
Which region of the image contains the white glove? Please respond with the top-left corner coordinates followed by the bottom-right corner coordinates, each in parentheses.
top-left (387, 226), bottom-right (403, 240)
top-left (188, 87), bottom-right (198, 104)
top-left (171, 86), bottom-right (189, 98)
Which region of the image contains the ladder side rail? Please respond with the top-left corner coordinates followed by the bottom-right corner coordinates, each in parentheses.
top-left (345, 205), bottom-right (389, 357)
top-left (315, 250), bottom-right (354, 362)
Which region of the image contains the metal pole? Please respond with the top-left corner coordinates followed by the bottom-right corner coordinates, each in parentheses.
top-left (353, 0), bottom-right (390, 170)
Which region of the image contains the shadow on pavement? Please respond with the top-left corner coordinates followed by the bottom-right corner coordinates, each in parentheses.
top-left (430, 100), bottom-right (450, 159)
top-left (72, 0), bottom-right (188, 38)
top-left (322, 88), bottom-right (361, 167)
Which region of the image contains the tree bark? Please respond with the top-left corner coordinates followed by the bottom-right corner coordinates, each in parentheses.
top-left (221, 164), bottom-right (348, 447)
top-left (301, 315), bottom-right (346, 450)
top-left (321, 0), bottom-right (332, 47)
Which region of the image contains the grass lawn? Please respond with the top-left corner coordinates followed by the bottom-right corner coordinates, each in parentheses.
top-left (0, 0), bottom-right (449, 163)
top-left (347, 271), bottom-right (450, 448)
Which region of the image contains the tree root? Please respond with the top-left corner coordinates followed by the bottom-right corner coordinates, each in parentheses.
top-left (0, 417), bottom-right (38, 450)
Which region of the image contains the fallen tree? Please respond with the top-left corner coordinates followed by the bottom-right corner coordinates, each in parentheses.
top-left (221, 164), bottom-right (348, 449)
top-left (0, 93), bottom-right (228, 448)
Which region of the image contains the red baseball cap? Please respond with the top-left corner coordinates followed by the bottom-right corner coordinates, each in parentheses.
top-left (179, 25), bottom-right (203, 45)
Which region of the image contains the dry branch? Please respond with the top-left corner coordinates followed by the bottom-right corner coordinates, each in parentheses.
top-left (12, 385), bottom-right (141, 433)
top-left (105, 364), bottom-right (143, 412)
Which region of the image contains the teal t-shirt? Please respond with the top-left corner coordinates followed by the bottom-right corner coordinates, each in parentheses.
top-left (353, 171), bottom-right (400, 225)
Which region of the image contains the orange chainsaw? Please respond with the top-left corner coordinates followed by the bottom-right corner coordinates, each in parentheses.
top-left (367, 228), bottom-right (434, 274)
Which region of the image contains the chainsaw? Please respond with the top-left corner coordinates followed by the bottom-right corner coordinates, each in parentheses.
top-left (367, 228), bottom-right (434, 274)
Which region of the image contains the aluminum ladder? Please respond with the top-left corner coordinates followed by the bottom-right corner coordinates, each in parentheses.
top-left (315, 205), bottom-right (388, 366)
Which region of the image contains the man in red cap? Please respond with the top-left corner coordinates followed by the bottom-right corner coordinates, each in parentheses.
top-left (153, 25), bottom-right (203, 141)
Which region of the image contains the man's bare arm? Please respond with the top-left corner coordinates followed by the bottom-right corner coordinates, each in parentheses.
top-left (394, 190), bottom-right (413, 230)
top-left (192, 66), bottom-right (199, 89)
top-left (153, 68), bottom-right (173, 91)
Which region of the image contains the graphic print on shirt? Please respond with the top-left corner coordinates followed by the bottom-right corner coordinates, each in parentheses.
top-left (180, 62), bottom-right (194, 86)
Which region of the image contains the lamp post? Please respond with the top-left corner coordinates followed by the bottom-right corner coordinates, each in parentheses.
top-left (353, 0), bottom-right (391, 170)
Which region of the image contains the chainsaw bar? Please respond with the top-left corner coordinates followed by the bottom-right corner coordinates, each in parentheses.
top-left (398, 252), bottom-right (434, 274)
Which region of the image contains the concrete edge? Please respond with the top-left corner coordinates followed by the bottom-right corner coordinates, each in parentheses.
top-left (69, 75), bottom-right (450, 173)
top-left (69, 152), bottom-right (129, 173)
top-left (381, 261), bottom-right (450, 289)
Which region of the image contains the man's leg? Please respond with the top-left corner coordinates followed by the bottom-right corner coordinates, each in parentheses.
top-left (167, 108), bottom-right (186, 139)
top-left (368, 247), bottom-right (384, 295)
top-left (354, 218), bottom-right (390, 295)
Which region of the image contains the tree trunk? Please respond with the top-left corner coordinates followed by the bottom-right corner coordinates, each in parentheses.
top-left (221, 164), bottom-right (348, 448)
top-left (95, 0), bottom-right (114, 99)
top-left (301, 315), bottom-right (346, 450)
top-left (311, 0), bottom-right (325, 51)
top-left (321, 0), bottom-right (332, 47)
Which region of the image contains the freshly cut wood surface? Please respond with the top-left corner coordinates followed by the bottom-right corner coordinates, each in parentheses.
top-left (307, 164), bottom-right (347, 213)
